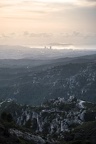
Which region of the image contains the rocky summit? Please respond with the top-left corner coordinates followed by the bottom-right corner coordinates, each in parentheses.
top-left (0, 96), bottom-right (96, 144)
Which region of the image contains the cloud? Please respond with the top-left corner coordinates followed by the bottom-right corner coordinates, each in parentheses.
top-left (0, 0), bottom-right (95, 46)
top-left (0, 0), bottom-right (96, 10)
top-left (1, 34), bottom-right (10, 38)
top-left (23, 32), bottom-right (52, 38)
top-left (77, 0), bottom-right (96, 7)
top-left (86, 0), bottom-right (96, 2)
top-left (0, 33), bottom-right (16, 39)
top-left (30, 33), bottom-right (52, 38)
top-left (62, 31), bottom-right (96, 37)
top-left (0, 0), bottom-right (95, 18)
top-left (72, 31), bottom-right (82, 37)
top-left (45, 0), bottom-right (96, 8)
top-left (0, 4), bottom-right (12, 8)
top-left (23, 31), bottom-right (29, 36)
top-left (0, 1), bottom-right (19, 8)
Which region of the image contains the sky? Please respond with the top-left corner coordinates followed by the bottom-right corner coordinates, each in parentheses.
top-left (0, 0), bottom-right (96, 46)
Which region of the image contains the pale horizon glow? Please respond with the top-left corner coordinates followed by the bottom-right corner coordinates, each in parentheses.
top-left (0, 0), bottom-right (96, 47)
top-left (35, 0), bottom-right (77, 3)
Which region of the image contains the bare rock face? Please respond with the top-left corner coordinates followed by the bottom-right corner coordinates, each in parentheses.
top-left (9, 129), bottom-right (46, 144)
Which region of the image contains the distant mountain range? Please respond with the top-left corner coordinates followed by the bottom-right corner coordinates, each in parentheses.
top-left (0, 45), bottom-right (96, 59)
top-left (0, 53), bottom-right (96, 105)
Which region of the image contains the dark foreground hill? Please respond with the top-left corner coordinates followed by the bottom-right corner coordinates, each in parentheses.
top-left (0, 97), bottom-right (96, 144)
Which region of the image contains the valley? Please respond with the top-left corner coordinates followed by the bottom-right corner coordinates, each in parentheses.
top-left (0, 51), bottom-right (96, 144)
top-left (0, 54), bottom-right (96, 105)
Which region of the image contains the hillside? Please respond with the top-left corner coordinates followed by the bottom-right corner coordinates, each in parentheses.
top-left (0, 97), bottom-right (96, 144)
top-left (0, 58), bottom-right (96, 105)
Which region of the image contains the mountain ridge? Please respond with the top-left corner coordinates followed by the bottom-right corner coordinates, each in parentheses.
top-left (0, 97), bottom-right (96, 144)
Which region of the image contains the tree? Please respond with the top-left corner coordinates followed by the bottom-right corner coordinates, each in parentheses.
top-left (1, 112), bottom-right (13, 123)
top-left (7, 113), bottom-right (13, 122)
top-left (1, 112), bottom-right (7, 121)
top-left (25, 119), bottom-right (32, 128)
